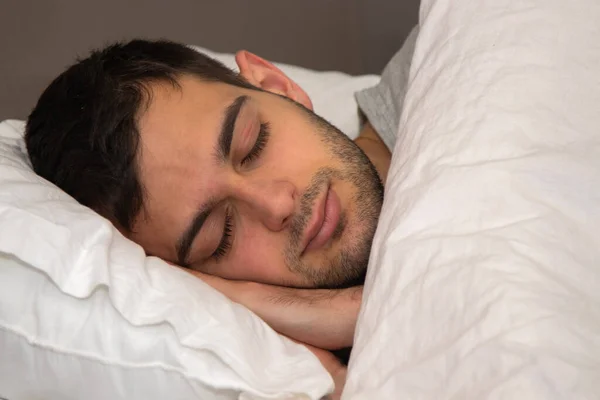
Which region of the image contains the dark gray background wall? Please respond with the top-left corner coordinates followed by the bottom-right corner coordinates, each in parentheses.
top-left (0, 0), bottom-right (419, 120)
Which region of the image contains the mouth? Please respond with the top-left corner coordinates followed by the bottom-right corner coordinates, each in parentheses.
top-left (301, 184), bottom-right (342, 254)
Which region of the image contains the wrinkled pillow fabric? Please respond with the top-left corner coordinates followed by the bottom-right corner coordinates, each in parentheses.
top-left (344, 0), bottom-right (600, 398)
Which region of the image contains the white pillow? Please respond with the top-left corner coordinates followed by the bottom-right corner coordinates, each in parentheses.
top-left (345, 0), bottom-right (600, 399)
top-left (0, 44), bottom-right (377, 400)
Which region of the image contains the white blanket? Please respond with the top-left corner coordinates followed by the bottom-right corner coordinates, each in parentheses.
top-left (344, 0), bottom-right (600, 398)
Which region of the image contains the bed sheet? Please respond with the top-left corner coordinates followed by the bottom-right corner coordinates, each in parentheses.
top-left (344, 0), bottom-right (600, 398)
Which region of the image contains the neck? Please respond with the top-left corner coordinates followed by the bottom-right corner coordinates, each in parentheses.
top-left (353, 121), bottom-right (392, 184)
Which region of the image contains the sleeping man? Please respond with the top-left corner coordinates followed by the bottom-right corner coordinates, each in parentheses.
top-left (24, 27), bottom-right (417, 390)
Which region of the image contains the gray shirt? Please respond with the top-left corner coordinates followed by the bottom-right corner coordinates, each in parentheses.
top-left (355, 26), bottom-right (419, 151)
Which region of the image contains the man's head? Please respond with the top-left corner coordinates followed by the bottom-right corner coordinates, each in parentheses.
top-left (26, 39), bottom-right (383, 289)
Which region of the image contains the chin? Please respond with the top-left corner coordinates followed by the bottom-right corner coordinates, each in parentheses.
top-left (311, 233), bottom-right (373, 290)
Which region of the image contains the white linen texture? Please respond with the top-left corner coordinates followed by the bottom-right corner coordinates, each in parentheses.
top-left (344, 0), bottom-right (600, 399)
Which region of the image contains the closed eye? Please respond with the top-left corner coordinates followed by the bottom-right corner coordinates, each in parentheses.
top-left (241, 122), bottom-right (270, 166)
top-left (211, 207), bottom-right (233, 262)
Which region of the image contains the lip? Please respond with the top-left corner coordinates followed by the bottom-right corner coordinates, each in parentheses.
top-left (302, 185), bottom-right (341, 254)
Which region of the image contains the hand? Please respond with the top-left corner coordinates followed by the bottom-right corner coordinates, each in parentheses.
top-left (181, 269), bottom-right (350, 398)
top-left (183, 269), bottom-right (362, 350)
top-left (301, 342), bottom-right (347, 400)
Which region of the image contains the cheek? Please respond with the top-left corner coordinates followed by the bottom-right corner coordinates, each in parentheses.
top-left (268, 127), bottom-right (331, 174)
top-left (222, 225), bottom-right (294, 284)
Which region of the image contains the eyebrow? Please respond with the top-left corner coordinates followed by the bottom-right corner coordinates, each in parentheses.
top-left (176, 95), bottom-right (247, 266)
top-left (215, 95), bottom-right (248, 162)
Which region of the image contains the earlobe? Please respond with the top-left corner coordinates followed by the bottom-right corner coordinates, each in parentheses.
top-left (235, 50), bottom-right (313, 110)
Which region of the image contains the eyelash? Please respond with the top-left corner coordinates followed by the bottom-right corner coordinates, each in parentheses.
top-left (211, 208), bottom-right (233, 262)
top-left (241, 122), bottom-right (270, 166)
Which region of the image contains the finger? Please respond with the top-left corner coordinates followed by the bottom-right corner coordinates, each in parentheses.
top-left (300, 343), bottom-right (347, 399)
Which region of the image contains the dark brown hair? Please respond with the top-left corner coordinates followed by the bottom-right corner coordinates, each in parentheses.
top-left (26, 39), bottom-right (254, 231)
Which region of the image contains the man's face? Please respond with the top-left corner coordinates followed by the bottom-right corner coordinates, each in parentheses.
top-left (132, 72), bottom-right (383, 289)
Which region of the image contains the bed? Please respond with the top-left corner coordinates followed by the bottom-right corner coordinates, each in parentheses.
top-left (2, 0), bottom-right (600, 399)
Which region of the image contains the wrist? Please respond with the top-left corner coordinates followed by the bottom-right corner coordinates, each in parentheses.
top-left (331, 286), bottom-right (362, 347)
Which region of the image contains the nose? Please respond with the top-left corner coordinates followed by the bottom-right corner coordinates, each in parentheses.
top-left (236, 178), bottom-right (296, 231)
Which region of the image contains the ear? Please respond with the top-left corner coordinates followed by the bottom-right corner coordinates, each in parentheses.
top-left (235, 50), bottom-right (313, 110)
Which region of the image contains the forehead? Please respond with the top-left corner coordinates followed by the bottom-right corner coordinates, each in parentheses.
top-left (139, 75), bottom-right (236, 147)
top-left (132, 76), bottom-right (238, 258)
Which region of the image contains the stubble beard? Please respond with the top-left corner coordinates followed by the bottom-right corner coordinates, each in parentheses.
top-left (283, 106), bottom-right (384, 289)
